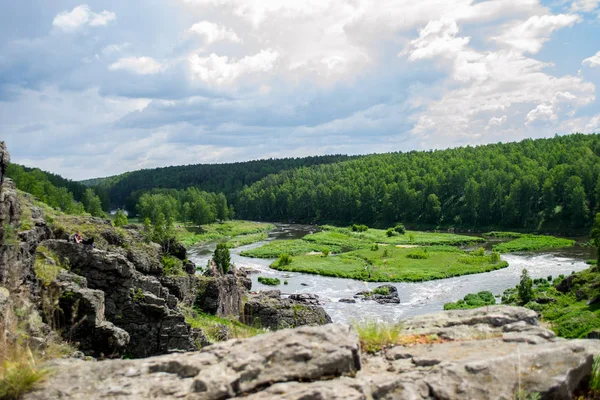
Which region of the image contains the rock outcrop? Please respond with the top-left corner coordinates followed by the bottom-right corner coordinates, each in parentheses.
top-left (195, 262), bottom-right (251, 317)
top-left (25, 306), bottom-right (600, 400)
top-left (355, 284), bottom-right (401, 304)
top-left (242, 290), bottom-right (332, 330)
top-left (41, 239), bottom-right (197, 357)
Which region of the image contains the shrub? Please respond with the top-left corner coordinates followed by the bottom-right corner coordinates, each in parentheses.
top-left (547, 275), bottom-right (553, 281)
top-left (322, 248), bottom-right (330, 257)
top-left (351, 224), bottom-right (368, 232)
top-left (444, 291), bottom-right (495, 310)
top-left (386, 228), bottom-right (394, 237)
top-left (406, 249), bottom-right (429, 259)
top-left (394, 223), bottom-right (406, 235)
top-left (472, 247), bottom-right (485, 256)
top-left (161, 255), bottom-right (185, 276)
top-left (408, 233), bottom-right (415, 243)
top-left (257, 276), bottom-right (280, 286)
top-left (491, 251), bottom-right (501, 263)
top-left (113, 209), bottom-right (128, 227)
top-left (284, 280), bottom-right (288, 285)
top-left (371, 243), bottom-right (379, 251)
top-left (372, 286), bottom-right (391, 296)
top-left (277, 253), bottom-right (293, 266)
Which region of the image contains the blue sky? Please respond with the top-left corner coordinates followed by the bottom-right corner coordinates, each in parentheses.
top-left (1, 0), bottom-right (599, 180)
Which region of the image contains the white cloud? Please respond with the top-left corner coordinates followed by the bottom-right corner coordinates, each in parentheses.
top-left (494, 14), bottom-right (581, 54)
top-left (109, 57), bottom-right (165, 75)
top-left (583, 51), bottom-right (600, 67)
top-left (52, 4), bottom-right (116, 32)
top-left (189, 49), bottom-right (278, 85)
top-left (102, 43), bottom-right (131, 55)
top-left (189, 21), bottom-right (242, 44)
top-left (526, 103), bottom-right (557, 124)
top-left (570, 0), bottom-right (599, 12)
top-left (406, 18), bottom-right (470, 61)
top-left (488, 116), bottom-right (507, 126)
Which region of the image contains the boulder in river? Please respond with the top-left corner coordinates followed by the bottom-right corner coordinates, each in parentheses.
top-left (354, 284), bottom-right (400, 304)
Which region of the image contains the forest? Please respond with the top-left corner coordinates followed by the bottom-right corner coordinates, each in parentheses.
top-left (9, 133), bottom-right (600, 231)
top-left (83, 154), bottom-right (356, 212)
top-left (233, 134), bottom-right (600, 230)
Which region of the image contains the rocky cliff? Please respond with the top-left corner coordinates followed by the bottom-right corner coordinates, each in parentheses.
top-left (24, 306), bottom-right (600, 399)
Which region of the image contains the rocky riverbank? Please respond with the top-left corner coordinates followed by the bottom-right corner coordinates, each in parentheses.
top-left (24, 306), bottom-right (600, 399)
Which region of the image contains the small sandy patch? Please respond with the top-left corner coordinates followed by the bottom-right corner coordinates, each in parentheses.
top-left (306, 251), bottom-right (324, 255)
top-left (396, 245), bottom-right (419, 248)
top-left (376, 243), bottom-right (390, 246)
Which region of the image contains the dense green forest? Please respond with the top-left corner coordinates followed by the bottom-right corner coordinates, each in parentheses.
top-left (233, 134), bottom-right (600, 230)
top-left (83, 155), bottom-right (357, 212)
top-left (6, 164), bottom-right (106, 217)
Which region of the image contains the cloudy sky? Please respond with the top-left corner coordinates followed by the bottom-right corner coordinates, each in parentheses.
top-left (1, 0), bottom-right (599, 180)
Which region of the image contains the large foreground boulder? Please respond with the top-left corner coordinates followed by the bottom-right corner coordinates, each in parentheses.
top-left (24, 306), bottom-right (600, 400)
top-left (242, 290), bottom-right (332, 330)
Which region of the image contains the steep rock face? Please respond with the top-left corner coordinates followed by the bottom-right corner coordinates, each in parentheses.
top-left (41, 239), bottom-right (197, 357)
top-left (51, 270), bottom-right (130, 357)
top-left (242, 290), bottom-right (332, 330)
top-left (24, 306), bottom-right (600, 400)
top-left (195, 264), bottom-right (251, 317)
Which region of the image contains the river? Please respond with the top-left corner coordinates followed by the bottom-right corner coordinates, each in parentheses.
top-left (188, 224), bottom-right (596, 324)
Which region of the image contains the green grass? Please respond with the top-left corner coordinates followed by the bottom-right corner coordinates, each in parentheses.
top-left (224, 232), bottom-right (268, 248)
top-left (257, 276), bottom-right (281, 286)
top-left (161, 255), bottom-right (187, 276)
top-left (352, 321), bottom-right (403, 353)
top-left (271, 246), bottom-right (508, 282)
top-left (492, 234), bottom-right (575, 253)
top-left (175, 220), bottom-right (274, 247)
top-left (240, 239), bottom-right (343, 258)
top-left (182, 307), bottom-right (265, 344)
top-left (482, 231), bottom-right (523, 238)
top-left (308, 226), bottom-right (484, 248)
top-left (444, 291), bottom-right (496, 310)
top-left (34, 246), bottom-right (64, 286)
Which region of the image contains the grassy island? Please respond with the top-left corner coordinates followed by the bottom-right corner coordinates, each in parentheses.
top-left (241, 226), bottom-right (484, 259)
top-left (490, 233), bottom-right (575, 253)
top-left (270, 246), bottom-right (507, 282)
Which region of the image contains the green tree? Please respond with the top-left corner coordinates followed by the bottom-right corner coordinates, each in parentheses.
top-left (113, 209), bottom-right (128, 227)
top-left (82, 188), bottom-right (105, 217)
top-left (591, 212), bottom-right (600, 266)
top-left (518, 269), bottom-right (533, 305)
top-left (213, 243), bottom-right (231, 274)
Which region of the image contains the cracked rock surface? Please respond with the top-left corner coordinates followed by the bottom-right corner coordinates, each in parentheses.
top-left (26, 306), bottom-right (600, 400)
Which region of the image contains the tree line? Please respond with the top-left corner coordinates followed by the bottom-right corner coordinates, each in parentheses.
top-left (233, 134), bottom-right (600, 230)
top-left (6, 164), bottom-right (106, 217)
top-left (136, 187), bottom-right (232, 226)
top-left (85, 154), bottom-right (357, 208)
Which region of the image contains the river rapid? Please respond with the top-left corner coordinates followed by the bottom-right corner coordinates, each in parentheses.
top-left (188, 224), bottom-right (596, 324)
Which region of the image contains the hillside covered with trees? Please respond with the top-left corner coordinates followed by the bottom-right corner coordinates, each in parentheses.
top-left (83, 154), bottom-right (357, 211)
top-left (233, 134), bottom-right (600, 230)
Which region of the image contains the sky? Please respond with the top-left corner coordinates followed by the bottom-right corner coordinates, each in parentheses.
top-left (1, 0), bottom-right (599, 180)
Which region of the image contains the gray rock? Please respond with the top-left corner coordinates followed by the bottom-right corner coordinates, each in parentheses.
top-left (339, 298), bottom-right (357, 303)
top-left (355, 284), bottom-right (400, 304)
top-left (42, 239), bottom-right (196, 357)
top-left (25, 324), bottom-right (360, 400)
top-left (288, 293), bottom-right (325, 305)
top-left (195, 265), bottom-right (250, 317)
top-left (243, 290), bottom-right (332, 330)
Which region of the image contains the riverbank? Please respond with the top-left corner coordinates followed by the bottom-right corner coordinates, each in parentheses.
top-left (487, 232), bottom-right (576, 253)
